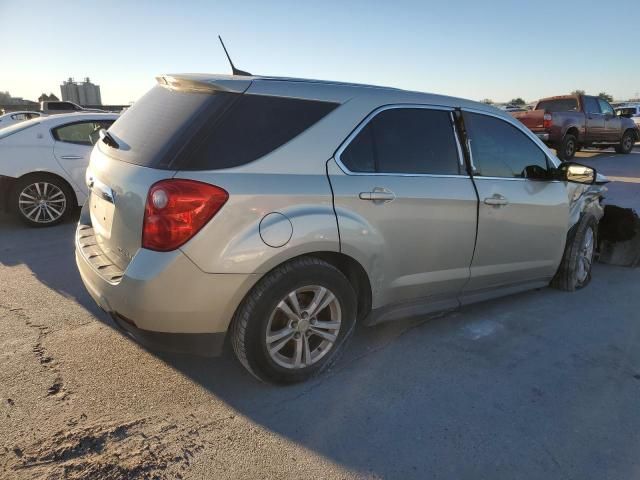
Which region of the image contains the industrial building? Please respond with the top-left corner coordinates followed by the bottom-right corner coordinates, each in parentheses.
top-left (60, 77), bottom-right (102, 106)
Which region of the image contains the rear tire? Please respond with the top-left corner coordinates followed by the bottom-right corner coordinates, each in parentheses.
top-left (614, 131), bottom-right (635, 154)
top-left (11, 174), bottom-right (75, 227)
top-left (551, 214), bottom-right (598, 291)
top-left (557, 134), bottom-right (577, 161)
top-left (231, 257), bottom-right (357, 384)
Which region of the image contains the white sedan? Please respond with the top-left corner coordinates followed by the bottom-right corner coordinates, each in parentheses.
top-left (0, 112), bottom-right (118, 226)
top-left (0, 111), bottom-right (44, 129)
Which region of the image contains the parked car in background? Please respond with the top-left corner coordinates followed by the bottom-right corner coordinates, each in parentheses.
top-left (0, 111), bottom-right (44, 129)
top-left (40, 100), bottom-right (106, 114)
top-left (0, 112), bottom-right (118, 226)
top-left (501, 104), bottom-right (528, 113)
top-left (615, 104), bottom-right (640, 128)
top-left (76, 73), bottom-right (606, 384)
top-left (512, 94), bottom-right (639, 160)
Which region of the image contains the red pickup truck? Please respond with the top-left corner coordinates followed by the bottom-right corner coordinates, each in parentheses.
top-left (512, 94), bottom-right (639, 160)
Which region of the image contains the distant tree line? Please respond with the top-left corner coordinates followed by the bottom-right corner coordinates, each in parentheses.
top-left (571, 89), bottom-right (614, 102)
top-left (480, 91), bottom-right (620, 106)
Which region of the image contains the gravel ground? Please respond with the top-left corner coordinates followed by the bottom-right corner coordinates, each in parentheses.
top-left (1, 149), bottom-right (639, 479)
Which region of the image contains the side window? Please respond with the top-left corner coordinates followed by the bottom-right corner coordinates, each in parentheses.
top-left (186, 95), bottom-right (338, 170)
top-left (340, 123), bottom-right (376, 172)
top-left (340, 108), bottom-right (460, 175)
top-left (584, 97), bottom-right (600, 114)
top-left (463, 112), bottom-right (549, 179)
top-left (597, 99), bottom-right (614, 116)
top-left (53, 121), bottom-right (112, 146)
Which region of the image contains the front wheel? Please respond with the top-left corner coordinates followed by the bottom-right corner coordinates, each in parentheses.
top-left (557, 134), bottom-right (577, 161)
top-left (231, 257), bottom-right (357, 384)
top-left (551, 214), bottom-right (598, 291)
top-left (11, 174), bottom-right (75, 227)
top-left (614, 131), bottom-right (636, 154)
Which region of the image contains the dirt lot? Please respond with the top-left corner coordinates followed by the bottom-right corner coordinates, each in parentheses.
top-left (1, 149), bottom-right (640, 479)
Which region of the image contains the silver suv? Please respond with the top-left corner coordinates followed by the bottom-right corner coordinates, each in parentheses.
top-left (76, 74), bottom-right (604, 383)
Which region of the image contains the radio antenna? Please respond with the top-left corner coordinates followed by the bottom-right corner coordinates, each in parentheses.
top-left (218, 35), bottom-right (252, 76)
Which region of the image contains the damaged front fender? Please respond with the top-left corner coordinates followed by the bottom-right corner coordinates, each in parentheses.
top-left (566, 173), bottom-right (608, 229)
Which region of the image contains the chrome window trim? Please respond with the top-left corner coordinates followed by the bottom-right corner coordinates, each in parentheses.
top-left (333, 103), bottom-right (469, 178)
top-left (472, 175), bottom-right (562, 183)
top-left (460, 107), bottom-right (561, 171)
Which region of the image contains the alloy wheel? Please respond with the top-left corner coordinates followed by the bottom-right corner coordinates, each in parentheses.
top-left (18, 182), bottom-right (67, 224)
top-left (576, 226), bottom-right (594, 284)
top-left (265, 285), bottom-right (342, 369)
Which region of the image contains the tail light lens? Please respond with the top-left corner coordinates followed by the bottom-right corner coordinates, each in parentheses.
top-left (142, 179), bottom-right (228, 251)
top-left (543, 113), bottom-right (553, 129)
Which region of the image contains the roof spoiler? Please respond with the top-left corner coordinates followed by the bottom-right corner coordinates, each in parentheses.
top-left (155, 75), bottom-right (252, 94)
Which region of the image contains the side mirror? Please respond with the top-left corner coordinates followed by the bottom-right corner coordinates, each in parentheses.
top-left (557, 162), bottom-right (596, 184)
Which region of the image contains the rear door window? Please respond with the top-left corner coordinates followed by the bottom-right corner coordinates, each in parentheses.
top-left (339, 107), bottom-right (461, 175)
top-left (52, 120), bottom-right (114, 146)
top-left (463, 112), bottom-right (549, 179)
top-left (584, 97), bottom-right (600, 114)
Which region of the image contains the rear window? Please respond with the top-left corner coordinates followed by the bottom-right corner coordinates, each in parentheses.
top-left (47, 102), bottom-right (78, 111)
top-left (104, 85), bottom-right (338, 170)
top-left (535, 98), bottom-right (579, 112)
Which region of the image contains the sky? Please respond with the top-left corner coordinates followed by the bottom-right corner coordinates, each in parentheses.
top-left (2, 0), bottom-right (639, 105)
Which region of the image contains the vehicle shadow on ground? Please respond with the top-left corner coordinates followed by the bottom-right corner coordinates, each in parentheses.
top-left (2, 148), bottom-right (640, 478)
top-left (0, 210), bottom-right (104, 317)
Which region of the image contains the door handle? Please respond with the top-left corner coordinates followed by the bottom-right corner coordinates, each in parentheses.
top-left (359, 189), bottom-right (395, 202)
top-left (484, 195), bottom-right (508, 206)
top-left (60, 155), bottom-right (83, 160)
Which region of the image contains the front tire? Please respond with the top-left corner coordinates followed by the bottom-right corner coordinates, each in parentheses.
top-left (11, 174), bottom-right (75, 227)
top-left (614, 131), bottom-right (635, 154)
top-left (557, 134), bottom-right (577, 161)
top-left (551, 214), bottom-right (598, 291)
top-left (231, 257), bottom-right (356, 384)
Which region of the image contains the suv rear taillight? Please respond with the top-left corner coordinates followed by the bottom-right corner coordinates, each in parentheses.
top-left (543, 113), bottom-right (553, 129)
top-left (142, 179), bottom-right (228, 252)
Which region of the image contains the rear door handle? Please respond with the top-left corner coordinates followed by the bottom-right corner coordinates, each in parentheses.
top-left (359, 190), bottom-right (395, 202)
top-left (60, 155), bottom-right (83, 160)
top-left (484, 195), bottom-right (508, 206)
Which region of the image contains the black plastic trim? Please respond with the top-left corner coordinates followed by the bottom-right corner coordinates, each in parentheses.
top-left (111, 313), bottom-right (226, 357)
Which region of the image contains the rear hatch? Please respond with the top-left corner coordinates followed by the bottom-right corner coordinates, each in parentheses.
top-left (512, 109), bottom-right (545, 130)
top-left (84, 77), bottom-right (250, 271)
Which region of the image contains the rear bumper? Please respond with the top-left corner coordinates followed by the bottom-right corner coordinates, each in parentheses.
top-left (75, 208), bottom-right (259, 356)
top-left (535, 132), bottom-right (550, 142)
top-left (110, 312), bottom-right (226, 357)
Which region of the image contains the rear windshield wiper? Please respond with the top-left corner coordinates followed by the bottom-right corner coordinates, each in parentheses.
top-left (99, 129), bottom-right (120, 149)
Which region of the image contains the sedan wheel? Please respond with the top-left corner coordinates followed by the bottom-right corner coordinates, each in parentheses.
top-left (18, 182), bottom-right (67, 224)
top-left (12, 175), bottom-right (73, 227)
top-left (266, 285), bottom-right (342, 370)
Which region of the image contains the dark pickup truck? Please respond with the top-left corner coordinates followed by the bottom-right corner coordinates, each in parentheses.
top-left (512, 95), bottom-right (639, 160)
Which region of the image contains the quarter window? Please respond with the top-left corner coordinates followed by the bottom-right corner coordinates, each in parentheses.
top-left (340, 108), bottom-right (460, 175)
top-left (463, 112), bottom-right (549, 179)
top-left (52, 120), bottom-right (114, 146)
